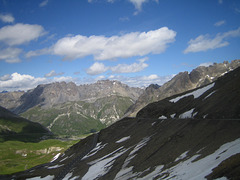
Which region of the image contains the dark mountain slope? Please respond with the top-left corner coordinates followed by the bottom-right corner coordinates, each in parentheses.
top-left (3, 118), bottom-right (240, 179)
top-left (2, 63), bottom-right (240, 179)
top-left (137, 66), bottom-right (240, 119)
top-left (0, 106), bottom-right (52, 142)
top-left (126, 59), bottom-right (240, 117)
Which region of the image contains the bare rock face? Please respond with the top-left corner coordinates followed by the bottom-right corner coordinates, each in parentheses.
top-left (0, 80), bottom-right (143, 115)
top-left (126, 59), bottom-right (240, 117)
top-left (0, 91), bottom-right (24, 110)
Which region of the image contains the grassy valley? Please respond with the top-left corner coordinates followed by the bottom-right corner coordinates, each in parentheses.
top-left (0, 139), bottom-right (79, 175)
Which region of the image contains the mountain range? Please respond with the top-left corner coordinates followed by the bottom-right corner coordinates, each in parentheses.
top-left (125, 59), bottom-right (240, 117)
top-left (0, 60), bottom-right (239, 137)
top-left (0, 80), bottom-right (143, 136)
top-left (2, 63), bottom-right (240, 179)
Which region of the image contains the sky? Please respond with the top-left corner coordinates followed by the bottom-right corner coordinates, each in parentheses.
top-left (0, 0), bottom-right (240, 91)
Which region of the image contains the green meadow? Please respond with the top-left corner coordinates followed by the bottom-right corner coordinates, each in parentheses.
top-left (0, 139), bottom-right (79, 175)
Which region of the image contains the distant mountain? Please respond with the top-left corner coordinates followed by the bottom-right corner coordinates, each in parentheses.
top-left (21, 95), bottom-right (133, 136)
top-left (4, 67), bottom-right (240, 180)
top-left (0, 80), bottom-right (143, 136)
top-left (0, 106), bottom-right (52, 142)
top-left (126, 59), bottom-right (240, 117)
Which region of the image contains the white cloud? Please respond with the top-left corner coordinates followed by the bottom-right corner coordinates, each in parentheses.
top-left (0, 23), bottom-right (46, 46)
top-left (86, 57), bottom-right (149, 75)
top-left (0, 72), bottom-right (75, 92)
top-left (110, 58), bottom-right (148, 73)
top-left (86, 62), bottom-right (109, 75)
top-left (214, 20), bottom-right (225, 27)
top-left (199, 62), bottom-right (213, 67)
top-left (39, 0), bottom-right (49, 7)
top-left (0, 13), bottom-right (14, 23)
top-left (0, 73), bottom-right (47, 91)
top-left (51, 27), bottom-right (176, 60)
top-left (0, 47), bottom-right (22, 63)
top-left (44, 70), bottom-right (64, 77)
top-left (218, 0), bottom-right (223, 4)
top-left (184, 27), bottom-right (240, 53)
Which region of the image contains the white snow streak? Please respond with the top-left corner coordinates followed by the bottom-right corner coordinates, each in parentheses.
top-left (26, 175), bottom-right (54, 180)
top-left (175, 151), bottom-right (189, 162)
top-left (116, 136), bottom-right (131, 143)
top-left (170, 83), bottom-right (215, 103)
top-left (82, 147), bottom-right (128, 180)
top-left (51, 153), bottom-right (61, 162)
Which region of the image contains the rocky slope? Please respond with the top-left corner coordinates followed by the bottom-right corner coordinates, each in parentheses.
top-left (126, 59), bottom-right (240, 117)
top-left (21, 95), bottom-right (133, 136)
top-left (0, 106), bottom-right (52, 142)
top-left (0, 80), bottom-right (143, 136)
top-left (3, 63), bottom-right (240, 180)
top-left (1, 80), bottom-right (142, 114)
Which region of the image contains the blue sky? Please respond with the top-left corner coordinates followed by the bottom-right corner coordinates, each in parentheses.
top-left (0, 0), bottom-right (240, 91)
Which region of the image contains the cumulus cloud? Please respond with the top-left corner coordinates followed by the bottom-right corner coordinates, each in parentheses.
top-left (0, 73), bottom-right (47, 92)
top-left (111, 57), bottom-right (148, 73)
top-left (0, 23), bottom-right (46, 46)
top-left (184, 27), bottom-right (240, 53)
top-left (0, 13), bottom-right (14, 23)
top-left (44, 70), bottom-right (64, 77)
top-left (86, 58), bottom-right (149, 75)
top-left (86, 62), bottom-right (109, 75)
top-left (214, 20), bottom-right (225, 27)
top-left (51, 27), bottom-right (176, 60)
top-left (0, 47), bottom-right (22, 63)
top-left (0, 72), bottom-right (74, 92)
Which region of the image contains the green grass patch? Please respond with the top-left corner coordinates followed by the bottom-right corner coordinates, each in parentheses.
top-left (0, 139), bottom-right (79, 175)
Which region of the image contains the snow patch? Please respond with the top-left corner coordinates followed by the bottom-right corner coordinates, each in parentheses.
top-left (82, 147), bottom-right (129, 180)
top-left (115, 137), bottom-right (151, 179)
top-left (47, 164), bottom-right (64, 169)
top-left (175, 151), bottom-right (189, 162)
top-left (82, 142), bottom-right (107, 160)
top-left (170, 113), bottom-right (176, 118)
top-left (139, 138), bottom-right (240, 180)
top-left (116, 136), bottom-right (131, 143)
top-left (51, 153), bottom-right (61, 162)
top-left (26, 175), bottom-right (54, 180)
top-left (179, 108), bottom-right (195, 118)
top-left (170, 83), bottom-right (215, 103)
top-left (158, 115), bottom-right (167, 119)
top-left (62, 172), bottom-right (79, 180)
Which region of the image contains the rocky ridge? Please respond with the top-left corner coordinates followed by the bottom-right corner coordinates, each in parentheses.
top-left (126, 59), bottom-right (240, 117)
